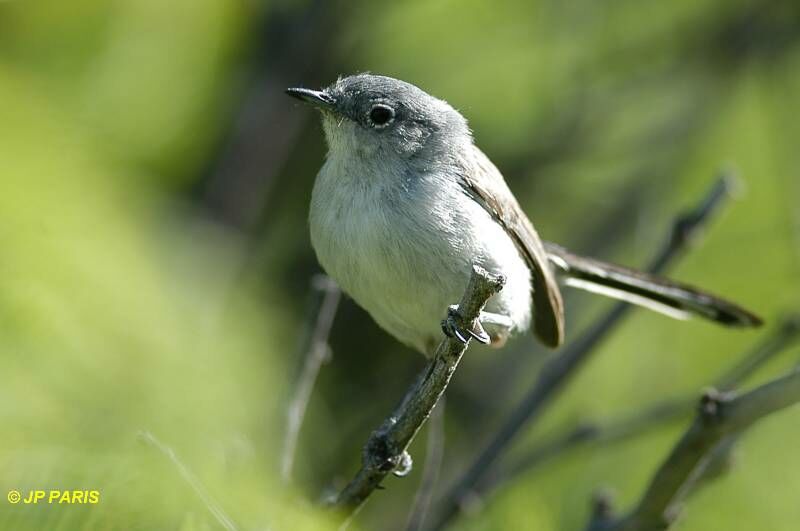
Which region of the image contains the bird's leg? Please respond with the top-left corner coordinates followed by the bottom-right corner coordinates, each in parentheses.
top-left (441, 305), bottom-right (508, 345)
top-left (442, 306), bottom-right (473, 344)
top-left (478, 310), bottom-right (513, 329)
top-left (478, 310), bottom-right (514, 347)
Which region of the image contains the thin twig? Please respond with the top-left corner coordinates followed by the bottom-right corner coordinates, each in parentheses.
top-left (406, 397), bottom-right (447, 531)
top-left (588, 368), bottom-right (800, 531)
top-left (282, 275), bottom-right (341, 482)
top-left (484, 314), bottom-right (800, 494)
top-left (202, 0), bottom-right (341, 231)
top-left (429, 175), bottom-right (738, 530)
top-left (331, 266), bottom-right (505, 522)
top-left (715, 313), bottom-right (800, 390)
top-left (139, 431), bottom-right (239, 531)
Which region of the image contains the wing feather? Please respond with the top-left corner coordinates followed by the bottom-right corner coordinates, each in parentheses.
top-left (458, 147), bottom-right (565, 347)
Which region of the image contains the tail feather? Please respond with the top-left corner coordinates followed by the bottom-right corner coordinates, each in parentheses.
top-left (543, 242), bottom-right (763, 328)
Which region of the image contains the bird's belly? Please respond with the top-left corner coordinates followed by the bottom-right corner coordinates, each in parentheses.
top-left (309, 172), bottom-right (532, 354)
top-left (311, 207), bottom-right (455, 351)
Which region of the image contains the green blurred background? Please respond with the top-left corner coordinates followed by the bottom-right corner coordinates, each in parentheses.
top-left (1, 0), bottom-right (799, 529)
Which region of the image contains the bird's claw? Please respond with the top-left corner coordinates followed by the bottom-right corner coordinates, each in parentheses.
top-left (392, 451), bottom-right (413, 477)
top-left (441, 306), bottom-right (490, 345)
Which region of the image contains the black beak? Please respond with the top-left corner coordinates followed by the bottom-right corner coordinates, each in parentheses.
top-left (285, 87), bottom-right (336, 111)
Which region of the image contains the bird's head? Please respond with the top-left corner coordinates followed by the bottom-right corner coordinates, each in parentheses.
top-left (286, 74), bottom-right (471, 162)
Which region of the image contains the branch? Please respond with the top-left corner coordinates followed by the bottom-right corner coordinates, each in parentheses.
top-left (430, 175), bottom-right (737, 530)
top-left (714, 313), bottom-right (800, 390)
top-left (202, 0), bottom-right (341, 231)
top-left (489, 314), bottom-right (800, 492)
top-left (282, 275), bottom-right (341, 482)
top-left (405, 397), bottom-right (447, 531)
top-left (590, 368), bottom-right (800, 531)
top-left (331, 266), bottom-right (505, 520)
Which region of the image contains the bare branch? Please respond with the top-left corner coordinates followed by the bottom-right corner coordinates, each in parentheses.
top-left (715, 313), bottom-right (800, 390)
top-left (202, 0), bottom-right (342, 231)
top-left (282, 275), bottom-right (341, 482)
top-left (331, 266), bottom-right (505, 521)
top-left (405, 397), bottom-right (447, 531)
top-left (595, 368), bottom-right (800, 531)
top-left (489, 313), bottom-right (800, 492)
top-left (430, 174), bottom-right (738, 530)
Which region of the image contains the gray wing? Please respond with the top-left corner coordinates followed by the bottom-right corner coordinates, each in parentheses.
top-left (458, 146), bottom-right (565, 347)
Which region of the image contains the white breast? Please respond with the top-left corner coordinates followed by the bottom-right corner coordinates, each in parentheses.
top-left (309, 151), bottom-right (532, 354)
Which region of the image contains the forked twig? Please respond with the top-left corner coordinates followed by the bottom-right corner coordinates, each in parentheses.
top-left (588, 368), bottom-right (800, 531)
top-left (282, 275), bottom-right (340, 481)
top-left (487, 315), bottom-right (800, 494)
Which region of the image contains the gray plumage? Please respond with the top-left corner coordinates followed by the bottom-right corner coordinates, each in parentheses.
top-left (287, 74), bottom-right (762, 356)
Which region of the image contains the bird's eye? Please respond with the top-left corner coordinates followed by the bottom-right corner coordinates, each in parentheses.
top-left (367, 104), bottom-right (395, 127)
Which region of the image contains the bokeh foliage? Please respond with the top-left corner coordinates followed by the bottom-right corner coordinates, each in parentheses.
top-left (1, 0), bottom-right (798, 530)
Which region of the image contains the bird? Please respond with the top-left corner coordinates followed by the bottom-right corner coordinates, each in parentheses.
top-left (286, 74), bottom-right (762, 356)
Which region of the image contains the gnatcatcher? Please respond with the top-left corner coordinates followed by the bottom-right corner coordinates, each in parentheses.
top-left (287, 74), bottom-right (762, 355)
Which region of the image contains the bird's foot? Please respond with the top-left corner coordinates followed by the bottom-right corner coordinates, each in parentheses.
top-left (441, 305), bottom-right (491, 345)
top-left (478, 310), bottom-right (513, 329)
top-left (392, 451), bottom-right (413, 477)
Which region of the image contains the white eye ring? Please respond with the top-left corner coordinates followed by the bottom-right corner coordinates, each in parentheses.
top-left (367, 104), bottom-right (395, 128)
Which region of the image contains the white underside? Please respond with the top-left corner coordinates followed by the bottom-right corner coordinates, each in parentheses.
top-left (309, 141), bottom-right (532, 355)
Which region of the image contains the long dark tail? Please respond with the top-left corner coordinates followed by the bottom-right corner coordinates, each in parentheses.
top-left (543, 242), bottom-right (763, 327)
